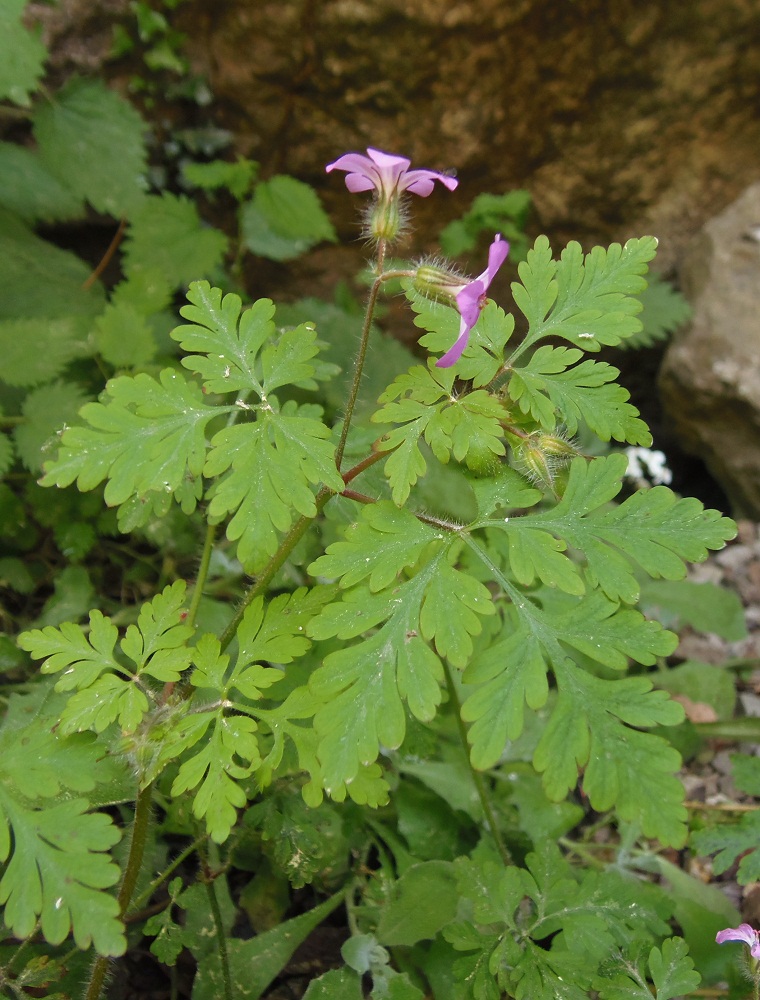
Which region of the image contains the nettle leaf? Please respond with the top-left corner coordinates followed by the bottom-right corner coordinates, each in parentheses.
top-left (507, 345), bottom-right (651, 445)
top-left (0, 0), bottom-right (46, 106)
top-left (41, 368), bottom-right (225, 513)
top-left (599, 937), bottom-right (701, 1000)
top-left (372, 363), bottom-right (507, 504)
top-left (205, 400), bottom-right (344, 572)
top-left (0, 432), bottom-right (14, 478)
top-left (307, 538), bottom-right (493, 789)
top-left (172, 281), bottom-right (329, 395)
top-left (14, 380), bottom-right (90, 474)
top-left (0, 142), bottom-right (83, 222)
top-left (182, 157), bottom-right (258, 201)
top-left (623, 273), bottom-right (692, 350)
top-left (241, 175), bottom-right (336, 262)
top-left (123, 193), bottom-right (229, 288)
top-left (410, 291), bottom-right (516, 386)
top-left (95, 300), bottom-right (157, 368)
top-left (33, 78), bottom-right (148, 217)
top-left (18, 582), bottom-right (193, 734)
top-left (479, 454), bottom-right (735, 604)
top-left (512, 235), bottom-right (658, 355)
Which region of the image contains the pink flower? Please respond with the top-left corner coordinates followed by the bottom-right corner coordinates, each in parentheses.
top-left (326, 147), bottom-right (458, 200)
top-left (436, 234), bottom-right (510, 368)
top-left (716, 923), bottom-right (760, 959)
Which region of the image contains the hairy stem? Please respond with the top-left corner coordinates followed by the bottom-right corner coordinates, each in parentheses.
top-left (187, 522), bottom-right (216, 630)
top-left (443, 662), bottom-right (512, 866)
top-left (126, 833), bottom-right (208, 916)
top-left (84, 783), bottom-right (154, 1000)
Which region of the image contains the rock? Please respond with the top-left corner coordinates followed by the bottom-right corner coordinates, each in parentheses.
top-left (659, 183), bottom-right (760, 518)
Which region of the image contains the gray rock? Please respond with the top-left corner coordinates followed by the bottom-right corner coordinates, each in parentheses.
top-left (660, 184), bottom-right (760, 517)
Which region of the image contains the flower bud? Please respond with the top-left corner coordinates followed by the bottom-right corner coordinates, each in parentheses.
top-left (368, 194), bottom-right (403, 242)
top-left (534, 432), bottom-right (579, 461)
top-left (412, 261), bottom-right (467, 306)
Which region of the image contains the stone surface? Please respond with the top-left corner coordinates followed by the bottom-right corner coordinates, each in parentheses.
top-left (659, 184), bottom-right (760, 517)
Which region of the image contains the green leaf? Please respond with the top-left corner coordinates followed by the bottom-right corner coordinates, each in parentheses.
top-left (372, 363), bottom-right (507, 504)
top-left (144, 878), bottom-right (186, 965)
top-left (123, 193), bottom-right (228, 287)
top-left (639, 578), bottom-right (747, 641)
top-left (14, 381), bottom-right (90, 473)
top-left (308, 540), bottom-right (493, 787)
top-left (205, 400), bottom-right (344, 572)
top-left (95, 301), bottom-right (157, 368)
top-left (19, 582), bottom-right (192, 734)
top-left (0, 795), bottom-right (123, 954)
top-left (0, 0), bottom-right (46, 106)
top-left (0, 143), bottom-right (82, 222)
top-left (182, 157), bottom-right (257, 201)
top-left (309, 501), bottom-right (436, 591)
top-left (534, 665), bottom-right (686, 844)
top-left (41, 368), bottom-right (222, 511)
top-left (172, 281), bottom-right (329, 395)
top-left (691, 810), bottom-right (760, 884)
top-left (411, 294), bottom-right (516, 386)
top-left (193, 892), bottom-right (344, 999)
top-left (36, 565), bottom-right (96, 627)
top-left (33, 78), bottom-right (148, 217)
top-left (648, 937), bottom-right (701, 1000)
top-left (0, 433), bottom-right (13, 478)
top-left (242, 175), bottom-right (336, 261)
top-left (623, 273), bottom-right (691, 350)
top-left (375, 861), bottom-right (459, 946)
top-left (652, 660), bottom-right (736, 721)
top-left (479, 454), bottom-right (735, 604)
top-left (508, 345), bottom-right (651, 445)
top-left (512, 236), bottom-right (658, 355)
top-left (302, 968), bottom-right (363, 1000)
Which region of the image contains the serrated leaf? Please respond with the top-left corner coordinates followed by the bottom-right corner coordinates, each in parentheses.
top-left (479, 454), bottom-right (735, 603)
top-left (508, 345), bottom-right (651, 445)
top-left (691, 811), bottom-right (760, 884)
top-left (123, 193), bottom-right (228, 288)
top-left (172, 281), bottom-right (328, 396)
top-left (41, 369), bottom-right (223, 510)
top-left (411, 293), bottom-right (516, 386)
top-left (242, 175), bottom-right (336, 261)
top-left (0, 1), bottom-right (46, 106)
top-left (308, 544), bottom-right (493, 787)
top-left (33, 78), bottom-right (148, 217)
top-left (372, 363), bottom-right (507, 504)
top-left (0, 795), bottom-right (123, 954)
top-left (0, 433), bottom-right (13, 478)
top-left (14, 380), bottom-right (90, 473)
top-left (623, 273), bottom-right (692, 350)
top-left (19, 583), bottom-right (192, 734)
top-left (0, 142), bottom-right (82, 222)
top-left (534, 666), bottom-right (686, 845)
top-left (309, 501), bottom-right (437, 591)
top-left (182, 157), bottom-right (257, 200)
top-left (205, 400), bottom-right (343, 572)
top-left (95, 300), bottom-right (157, 368)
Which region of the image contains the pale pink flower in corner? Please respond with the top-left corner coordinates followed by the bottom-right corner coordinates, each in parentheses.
top-left (326, 147), bottom-right (458, 200)
top-left (436, 234), bottom-right (510, 368)
top-left (716, 923), bottom-right (760, 959)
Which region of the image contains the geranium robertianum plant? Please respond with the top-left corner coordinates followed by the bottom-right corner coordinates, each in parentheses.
top-left (8, 145), bottom-right (736, 1000)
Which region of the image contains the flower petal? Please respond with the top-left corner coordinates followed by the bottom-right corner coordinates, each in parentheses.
top-left (326, 147), bottom-right (457, 199)
top-left (436, 315), bottom-right (471, 368)
top-left (403, 169), bottom-right (459, 197)
top-left (716, 924), bottom-right (759, 948)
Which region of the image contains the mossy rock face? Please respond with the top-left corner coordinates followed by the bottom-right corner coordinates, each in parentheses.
top-left (31, 0), bottom-right (760, 271)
